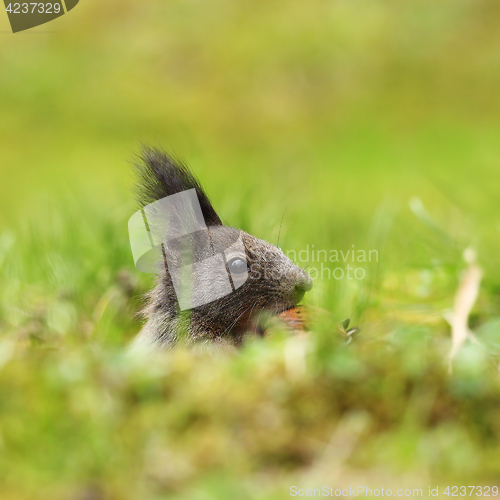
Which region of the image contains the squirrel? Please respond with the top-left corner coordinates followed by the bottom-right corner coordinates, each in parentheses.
top-left (131, 147), bottom-right (312, 350)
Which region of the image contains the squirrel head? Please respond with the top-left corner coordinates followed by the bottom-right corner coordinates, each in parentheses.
top-left (132, 147), bottom-right (312, 349)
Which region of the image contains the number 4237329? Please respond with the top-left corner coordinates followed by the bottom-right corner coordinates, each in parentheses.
top-left (443, 486), bottom-right (499, 496)
top-left (5, 3), bottom-right (62, 14)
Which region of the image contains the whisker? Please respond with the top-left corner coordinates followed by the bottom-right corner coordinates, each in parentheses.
top-left (276, 206), bottom-right (288, 249)
top-left (222, 302), bottom-right (253, 336)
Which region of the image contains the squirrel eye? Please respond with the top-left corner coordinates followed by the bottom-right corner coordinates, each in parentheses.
top-left (227, 257), bottom-right (247, 275)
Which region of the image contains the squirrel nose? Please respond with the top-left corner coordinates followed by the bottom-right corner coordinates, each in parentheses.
top-left (295, 274), bottom-right (313, 292)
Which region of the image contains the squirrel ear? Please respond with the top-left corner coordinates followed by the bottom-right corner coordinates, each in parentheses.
top-left (134, 147), bottom-right (223, 227)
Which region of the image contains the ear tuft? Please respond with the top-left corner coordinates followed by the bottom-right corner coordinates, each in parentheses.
top-left (133, 147), bottom-right (222, 226)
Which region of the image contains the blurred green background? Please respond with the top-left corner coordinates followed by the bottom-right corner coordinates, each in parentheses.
top-left (1, 1), bottom-right (500, 499)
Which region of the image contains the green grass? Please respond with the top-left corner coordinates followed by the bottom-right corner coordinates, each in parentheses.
top-left (2, 0), bottom-right (500, 498)
top-left (1, 163), bottom-right (500, 499)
